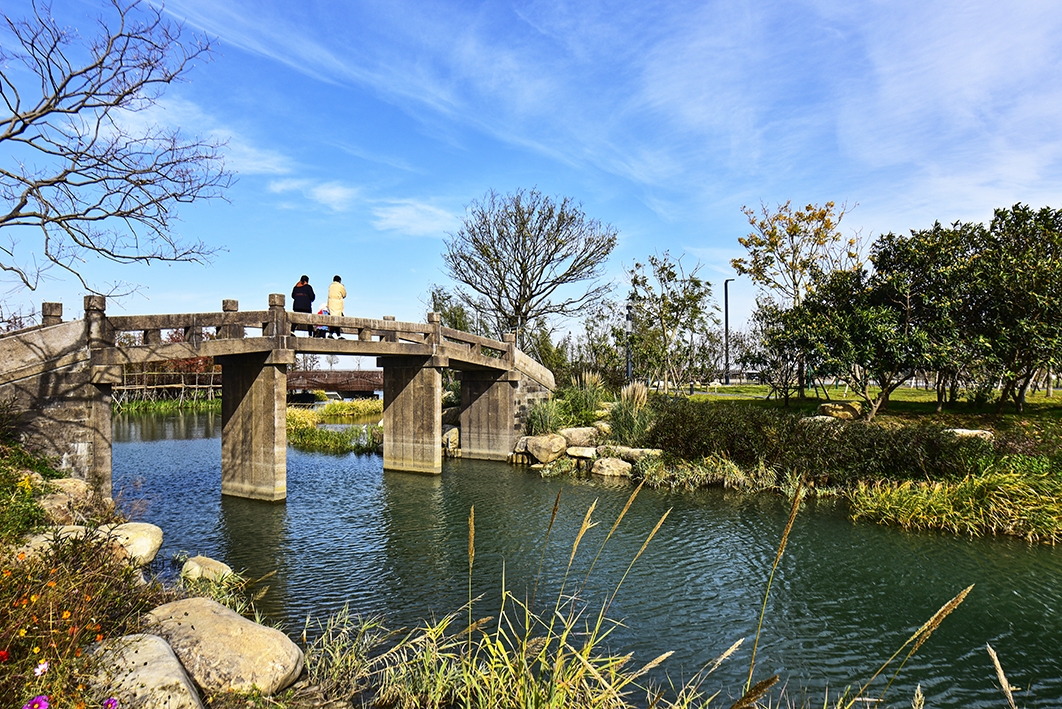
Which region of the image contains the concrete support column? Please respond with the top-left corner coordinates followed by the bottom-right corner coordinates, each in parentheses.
top-left (460, 371), bottom-right (517, 461)
top-left (381, 357), bottom-right (441, 474)
top-left (218, 352), bottom-right (288, 501)
top-left (41, 302), bottom-right (63, 326)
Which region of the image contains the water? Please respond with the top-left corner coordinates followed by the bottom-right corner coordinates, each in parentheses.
top-left (113, 412), bottom-right (1062, 707)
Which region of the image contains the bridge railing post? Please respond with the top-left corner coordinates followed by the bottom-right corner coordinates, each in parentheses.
top-left (41, 302), bottom-right (62, 326)
top-left (84, 295), bottom-right (110, 348)
top-left (427, 312), bottom-right (441, 347)
top-left (383, 315), bottom-right (397, 342)
top-left (220, 299), bottom-right (244, 339)
top-left (503, 332), bottom-right (516, 366)
top-left (265, 293), bottom-right (286, 339)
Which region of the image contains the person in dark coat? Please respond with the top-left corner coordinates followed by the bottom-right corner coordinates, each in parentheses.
top-left (291, 275), bottom-right (315, 335)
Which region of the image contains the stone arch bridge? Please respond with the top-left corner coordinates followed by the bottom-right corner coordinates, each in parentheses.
top-left (0, 295), bottom-right (554, 501)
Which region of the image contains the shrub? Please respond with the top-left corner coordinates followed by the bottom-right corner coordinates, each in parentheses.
top-left (525, 398), bottom-right (566, 435)
top-left (644, 398), bottom-right (998, 486)
top-left (556, 371), bottom-right (606, 427)
top-left (609, 383), bottom-right (653, 447)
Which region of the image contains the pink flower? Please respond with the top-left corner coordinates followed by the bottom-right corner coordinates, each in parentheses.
top-left (104, 699), bottom-right (119, 709)
top-left (34, 659), bottom-right (49, 676)
top-left (23, 696), bottom-right (50, 709)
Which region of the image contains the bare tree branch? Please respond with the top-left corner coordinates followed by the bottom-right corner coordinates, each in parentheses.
top-left (0, 0), bottom-right (232, 295)
top-left (442, 188), bottom-right (617, 349)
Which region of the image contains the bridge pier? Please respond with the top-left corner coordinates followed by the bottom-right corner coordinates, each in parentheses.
top-left (459, 371), bottom-right (517, 461)
top-left (380, 357), bottom-right (442, 474)
top-left (216, 351), bottom-right (291, 501)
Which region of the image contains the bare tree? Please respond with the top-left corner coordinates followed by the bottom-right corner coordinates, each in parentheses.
top-left (0, 0), bottom-right (232, 295)
top-left (442, 188), bottom-right (617, 350)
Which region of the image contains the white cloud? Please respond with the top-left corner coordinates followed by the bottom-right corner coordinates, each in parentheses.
top-left (267, 179), bottom-right (359, 211)
top-left (371, 201), bottom-right (458, 237)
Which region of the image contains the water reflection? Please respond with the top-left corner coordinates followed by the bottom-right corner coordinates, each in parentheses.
top-left (112, 412), bottom-right (1062, 708)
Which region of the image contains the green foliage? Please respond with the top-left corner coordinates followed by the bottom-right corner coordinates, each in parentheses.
top-left (525, 398), bottom-right (566, 435)
top-left (644, 399), bottom-right (996, 486)
top-left (557, 371), bottom-right (606, 427)
top-left (318, 398), bottom-right (384, 419)
top-left (0, 445), bottom-right (64, 544)
top-left (286, 407), bottom-right (382, 454)
top-left (114, 397), bottom-right (222, 414)
top-left (609, 383), bottom-right (653, 447)
top-left (628, 251), bottom-right (716, 395)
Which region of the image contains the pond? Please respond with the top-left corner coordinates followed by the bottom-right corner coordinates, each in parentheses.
top-left (112, 412), bottom-right (1062, 708)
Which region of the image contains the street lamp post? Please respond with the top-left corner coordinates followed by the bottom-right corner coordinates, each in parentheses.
top-left (724, 278), bottom-right (735, 385)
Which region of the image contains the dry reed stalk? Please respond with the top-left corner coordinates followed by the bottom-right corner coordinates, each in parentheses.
top-left (746, 479), bottom-right (804, 692)
top-left (847, 584), bottom-right (974, 708)
top-left (728, 674), bottom-right (779, 709)
top-left (568, 499), bottom-right (598, 570)
top-left (531, 490), bottom-right (563, 610)
top-left (605, 507), bottom-right (672, 615)
top-left (986, 643), bottom-right (1018, 709)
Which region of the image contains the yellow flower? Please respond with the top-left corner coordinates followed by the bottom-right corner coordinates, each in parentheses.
top-left (19, 628), bottom-right (27, 637)
top-left (62, 610), bottom-right (71, 620)
top-left (33, 646), bottom-right (40, 654)
top-left (30, 594), bottom-right (38, 602)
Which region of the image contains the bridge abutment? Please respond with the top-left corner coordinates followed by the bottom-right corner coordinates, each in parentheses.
top-left (381, 357), bottom-right (442, 474)
top-left (217, 351), bottom-right (290, 501)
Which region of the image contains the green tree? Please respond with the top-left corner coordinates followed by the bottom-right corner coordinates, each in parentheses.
top-left (732, 201), bottom-right (860, 396)
top-left (628, 252), bottom-right (716, 395)
top-left (870, 222), bottom-right (982, 411)
top-left (442, 188), bottom-right (618, 352)
top-left (967, 204), bottom-right (1062, 413)
top-left (798, 269), bottom-right (930, 420)
top-left (738, 300), bottom-right (803, 404)
top-left (0, 0), bottom-right (231, 296)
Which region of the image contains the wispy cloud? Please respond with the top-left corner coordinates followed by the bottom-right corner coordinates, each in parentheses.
top-left (371, 200), bottom-right (458, 237)
top-left (268, 179), bottom-right (360, 211)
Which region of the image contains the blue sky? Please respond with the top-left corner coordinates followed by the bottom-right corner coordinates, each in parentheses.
top-left (10, 0), bottom-right (1062, 332)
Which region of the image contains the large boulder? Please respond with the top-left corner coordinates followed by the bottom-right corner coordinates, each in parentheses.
top-left (92, 634), bottom-right (204, 709)
top-left (591, 457), bottom-right (632, 477)
top-left (525, 434), bottom-right (568, 463)
top-left (100, 523), bottom-right (164, 565)
top-left (595, 446), bottom-right (663, 463)
top-left (181, 555), bottom-right (234, 582)
top-left (441, 425), bottom-right (460, 454)
top-left (817, 401), bottom-right (862, 420)
top-left (146, 597), bottom-right (304, 695)
top-left (558, 427), bottom-right (599, 448)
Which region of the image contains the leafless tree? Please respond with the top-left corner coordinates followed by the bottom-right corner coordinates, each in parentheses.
top-left (0, 0), bottom-right (232, 296)
top-left (442, 188), bottom-right (617, 349)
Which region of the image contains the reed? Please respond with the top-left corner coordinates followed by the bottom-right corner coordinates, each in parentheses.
top-left (848, 455), bottom-right (1062, 542)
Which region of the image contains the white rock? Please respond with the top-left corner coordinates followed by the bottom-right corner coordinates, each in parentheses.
top-left (945, 428), bottom-right (995, 441)
top-left (566, 446), bottom-right (598, 459)
top-left (181, 555), bottom-right (233, 582)
top-left (92, 634), bottom-right (204, 709)
top-left (558, 427), bottom-right (599, 447)
top-left (146, 597), bottom-right (304, 695)
top-left (101, 522), bottom-right (164, 565)
top-left (525, 434), bottom-right (568, 463)
top-left (591, 457), bottom-right (632, 477)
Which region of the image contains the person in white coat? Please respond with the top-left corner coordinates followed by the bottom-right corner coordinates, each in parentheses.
top-left (327, 275), bottom-right (347, 338)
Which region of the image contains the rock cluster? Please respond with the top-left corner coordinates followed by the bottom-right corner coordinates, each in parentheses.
top-left (510, 428), bottom-right (662, 479)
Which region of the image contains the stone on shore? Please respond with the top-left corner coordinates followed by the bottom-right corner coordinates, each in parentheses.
top-left (591, 457), bottom-right (632, 477)
top-left (146, 597), bottom-right (304, 695)
top-left (525, 434), bottom-right (568, 463)
top-left (566, 446), bottom-right (598, 459)
top-left (100, 522), bottom-right (164, 565)
top-left (558, 427), bottom-right (599, 447)
top-left (92, 633), bottom-right (204, 709)
top-left (181, 555), bottom-right (234, 582)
